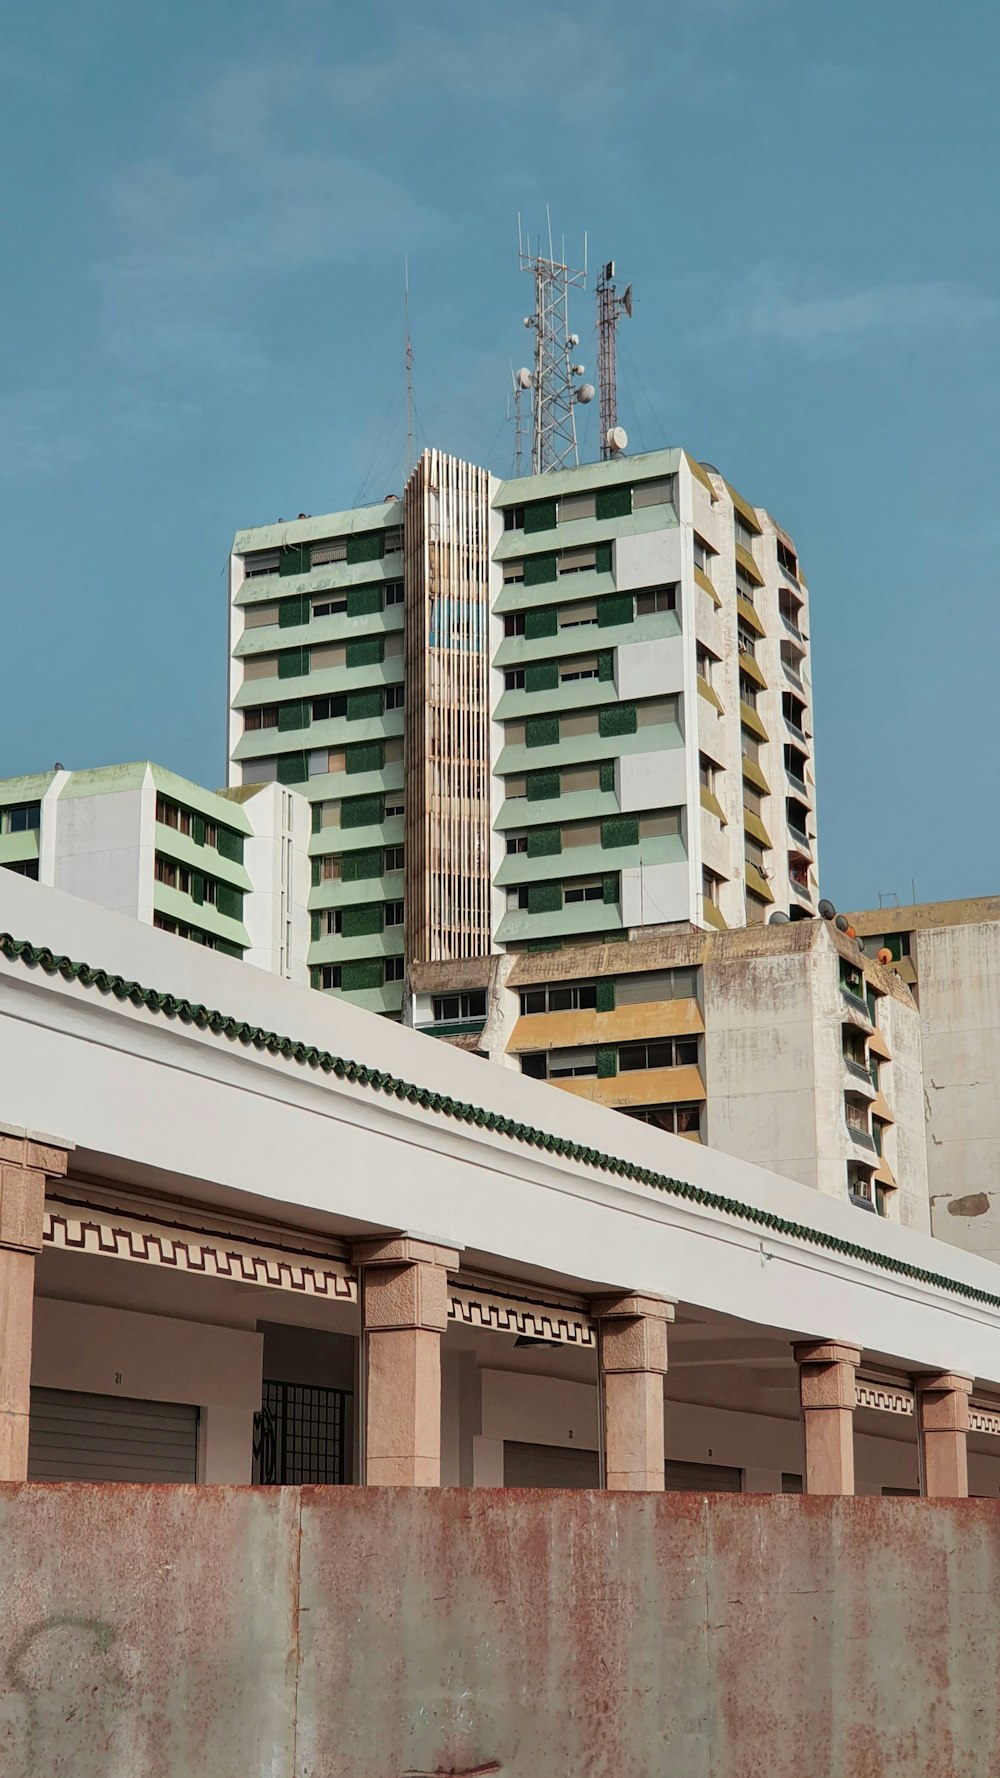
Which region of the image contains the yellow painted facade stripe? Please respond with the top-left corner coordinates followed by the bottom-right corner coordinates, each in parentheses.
top-left (725, 482), bottom-right (762, 533)
top-left (507, 998), bottom-right (704, 1055)
top-left (743, 809), bottom-right (773, 849)
top-left (741, 757), bottom-right (771, 795)
top-left (700, 786), bottom-right (727, 825)
top-left (735, 542), bottom-right (764, 585)
top-left (736, 593), bottom-right (765, 636)
top-left (740, 701), bottom-right (769, 742)
top-left (745, 863), bottom-right (774, 904)
top-left (698, 676), bottom-right (724, 713)
top-left (694, 564), bottom-right (721, 607)
top-left (553, 1063), bottom-right (706, 1110)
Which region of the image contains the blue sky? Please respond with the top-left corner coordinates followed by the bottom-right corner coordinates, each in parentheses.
top-left (2, 0), bottom-right (997, 910)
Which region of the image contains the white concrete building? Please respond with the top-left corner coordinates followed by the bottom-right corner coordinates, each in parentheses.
top-left (2, 869), bottom-right (999, 1501)
top-left (0, 761), bottom-right (311, 981)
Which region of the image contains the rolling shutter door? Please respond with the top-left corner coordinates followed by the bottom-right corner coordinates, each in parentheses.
top-left (503, 1440), bottom-right (600, 1489)
top-left (664, 1459), bottom-right (742, 1492)
top-left (28, 1389), bottom-right (198, 1482)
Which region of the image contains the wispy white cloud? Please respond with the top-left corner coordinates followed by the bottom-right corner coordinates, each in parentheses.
top-left (720, 267), bottom-right (997, 353)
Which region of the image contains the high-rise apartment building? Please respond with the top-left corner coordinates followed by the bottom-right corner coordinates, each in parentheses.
top-left (0, 762), bottom-right (311, 979)
top-left (228, 446), bottom-right (817, 1016)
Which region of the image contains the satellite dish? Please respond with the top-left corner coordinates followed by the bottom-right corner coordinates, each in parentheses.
top-left (622, 283), bottom-right (633, 318)
top-left (768, 910), bottom-right (790, 924)
top-left (605, 425), bottom-right (628, 452)
top-left (835, 914), bottom-right (849, 933)
top-left (818, 899), bottom-right (835, 920)
top-left (576, 383), bottom-right (595, 404)
top-left (516, 367), bottom-right (532, 389)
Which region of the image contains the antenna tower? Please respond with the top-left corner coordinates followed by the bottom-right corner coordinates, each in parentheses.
top-left (596, 260), bottom-right (633, 459)
top-left (404, 256), bottom-right (415, 480)
top-left (516, 213), bottom-right (593, 474)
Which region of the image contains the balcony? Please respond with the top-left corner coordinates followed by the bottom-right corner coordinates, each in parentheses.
top-left (844, 1055), bottom-right (873, 1086)
top-left (846, 1122), bottom-right (876, 1152)
top-left (780, 612), bottom-right (804, 642)
top-left (783, 715), bottom-right (806, 744)
top-left (788, 823), bottom-right (812, 853)
top-left (785, 770), bottom-right (808, 800)
top-left (781, 659), bottom-right (804, 692)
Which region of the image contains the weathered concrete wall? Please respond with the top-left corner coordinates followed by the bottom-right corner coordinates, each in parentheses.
top-left (2, 1485), bottom-right (999, 1777)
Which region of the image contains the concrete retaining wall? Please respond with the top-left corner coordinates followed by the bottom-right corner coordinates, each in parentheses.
top-left (1, 1485), bottom-right (998, 1776)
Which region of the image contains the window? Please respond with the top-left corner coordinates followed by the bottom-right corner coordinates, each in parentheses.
top-left (243, 654), bottom-right (277, 680)
top-left (692, 534), bottom-right (716, 574)
top-left (564, 878), bottom-right (603, 903)
top-left (562, 819), bottom-right (601, 848)
top-left (783, 692), bottom-right (807, 734)
top-left (619, 1038), bottom-right (699, 1072)
top-left (840, 958), bottom-right (865, 1001)
top-left (385, 737), bottom-right (404, 764)
top-left (244, 549), bottom-right (280, 578)
top-left (154, 855), bottom-right (190, 893)
top-left (847, 1162), bottom-right (876, 1205)
top-left (245, 704), bottom-right (279, 731)
top-left (506, 832), bottom-right (528, 854)
top-left (703, 868), bottom-right (722, 906)
top-left (561, 711), bottom-right (598, 738)
top-left (385, 901), bottom-right (404, 926)
top-left (632, 476), bottom-right (676, 509)
top-left (622, 1102), bottom-right (701, 1134)
top-left (385, 799), bottom-right (404, 818)
top-left (504, 505), bottom-right (525, 531)
top-left (737, 623), bottom-right (757, 660)
top-left (562, 763), bottom-right (603, 794)
top-left (640, 809), bottom-right (682, 839)
top-left (843, 1026), bottom-right (868, 1068)
top-left (318, 855), bottom-right (342, 882)
top-left (384, 846), bottom-right (404, 872)
top-left (504, 612), bottom-right (526, 637)
top-left (506, 886), bottom-right (530, 910)
top-left (505, 775), bottom-right (527, 800)
top-left (637, 695), bottom-right (679, 727)
top-left (2, 802), bottom-right (41, 834)
top-left (385, 684), bottom-right (405, 710)
top-left (319, 964), bottom-right (342, 990)
top-left (744, 836), bottom-right (766, 872)
top-left (784, 744), bottom-right (808, 785)
top-left (503, 561), bottom-right (525, 584)
top-left (781, 641), bottom-right (804, 685)
top-left (312, 593), bottom-right (347, 618)
top-left (636, 585), bottom-right (677, 616)
top-left (505, 668), bottom-right (526, 691)
top-left (244, 602), bottom-right (280, 628)
top-left (741, 728), bottom-right (761, 765)
top-left (559, 600), bottom-right (598, 629)
top-left (311, 539), bottom-right (348, 566)
top-left (312, 694), bottom-right (347, 722)
top-left (548, 1046), bottom-right (597, 1078)
top-left (3, 858), bottom-right (39, 879)
top-left (384, 956), bottom-right (405, 982)
top-left (431, 991), bottom-right (487, 1022)
top-left (557, 491), bottom-right (596, 524)
top-left (742, 783), bottom-right (763, 818)
top-left (696, 645), bottom-right (716, 686)
top-left (777, 540), bottom-right (799, 579)
top-left (384, 527), bottom-right (403, 555)
top-left (383, 631), bottom-right (404, 658)
top-left (520, 1053), bottom-right (547, 1079)
top-left (787, 797), bottom-right (810, 840)
top-left (505, 720), bottom-right (527, 747)
top-left (779, 587), bottom-right (804, 632)
top-left (559, 547), bottom-right (597, 575)
top-left (519, 981), bottom-right (598, 1015)
top-left (699, 755), bottom-right (716, 791)
top-left (616, 967), bottom-right (698, 1006)
top-left (384, 581), bottom-right (405, 605)
top-left (845, 1096), bottom-right (871, 1137)
top-left (561, 656), bottom-right (599, 682)
top-left (734, 515), bottom-right (757, 554)
top-left (739, 676), bottom-right (758, 710)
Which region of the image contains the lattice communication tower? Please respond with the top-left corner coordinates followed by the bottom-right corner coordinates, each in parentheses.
top-left (514, 216), bottom-right (594, 474)
top-left (596, 260), bottom-right (632, 459)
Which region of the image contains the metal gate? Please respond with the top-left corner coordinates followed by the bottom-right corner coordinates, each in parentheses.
top-left (252, 1380), bottom-right (352, 1484)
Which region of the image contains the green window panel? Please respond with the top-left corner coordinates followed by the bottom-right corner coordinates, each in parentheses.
top-left (599, 760), bottom-right (616, 794)
top-left (524, 498), bottom-right (557, 534)
top-left (596, 484), bottom-right (632, 521)
top-left (524, 604), bottom-right (558, 640)
top-left (527, 769), bottom-right (560, 801)
top-left (342, 847), bottom-right (383, 882)
top-left (277, 751), bottom-right (309, 785)
top-left (523, 553), bottom-right (558, 587)
top-left (598, 650), bottom-right (615, 682)
top-left (192, 813), bottom-right (206, 847)
top-left (527, 938), bottom-right (563, 953)
top-left (527, 880), bottom-right (562, 914)
top-left (278, 699), bottom-right (309, 732)
top-left (601, 814), bottom-right (639, 849)
top-left (342, 902), bottom-right (385, 939)
top-left (595, 978), bottom-right (616, 1013)
top-left (599, 702), bottom-right (637, 738)
top-left (595, 541), bottom-right (613, 575)
top-left (278, 594), bottom-right (310, 628)
top-left (347, 688), bottom-right (384, 721)
top-left (310, 966), bottom-right (321, 990)
top-left (311, 803), bottom-right (323, 835)
top-left (598, 592), bottom-right (634, 629)
top-left (216, 884), bottom-right (243, 921)
top-left (346, 740), bottom-right (385, 774)
top-left (278, 646), bottom-right (309, 679)
top-left (311, 858), bottom-right (322, 888)
top-left (596, 1046), bottom-right (618, 1078)
top-left (346, 584), bottom-right (384, 618)
top-left (310, 910), bottom-right (321, 941)
top-left (216, 939), bottom-right (244, 960)
top-left (190, 872), bottom-right (204, 906)
top-left (525, 660), bottom-right (559, 693)
top-left (342, 793), bottom-right (384, 828)
top-left (602, 873), bottom-right (619, 904)
top-left (527, 826), bottom-right (561, 858)
top-left (341, 958), bottom-right (384, 991)
top-left (217, 826), bottom-right (244, 863)
top-left (346, 635), bottom-right (385, 669)
top-left (526, 715), bottom-right (559, 749)
top-left (279, 544), bottom-right (309, 576)
top-left (347, 533), bottom-right (384, 565)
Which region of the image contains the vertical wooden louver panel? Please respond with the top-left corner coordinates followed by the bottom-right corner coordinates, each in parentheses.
top-left (404, 449), bottom-right (490, 963)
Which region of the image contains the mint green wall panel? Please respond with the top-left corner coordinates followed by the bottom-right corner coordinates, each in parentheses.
top-left (277, 752), bottom-right (309, 784)
top-left (347, 740), bottom-right (385, 773)
top-left (596, 978), bottom-right (616, 1013)
top-left (342, 848), bottom-right (383, 882)
top-left (599, 703), bottom-right (637, 738)
top-left (527, 769), bottom-right (560, 801)
top-left (347, 688), bottom-right (384, 721)
top-left (602, 814), bottom-right (639, 849)
top-left (527, 881), bottom-right (562, 914)
top-left (342, 958), bottom-right (384, 990)
top-left (524, 554), bottom-right (558, 587)
top-left (347, 533), bottom-right (384, 565)
top-left (526, 715), bottom-right (559, 749)
top-left (598, 592), bottom-right (633, 628)
top-left (524, 498), bottom-right (557, 534)
top-left (342, 793), bottom-right (384, 828)
top-left (596, 1045), bottom-right (618, 1077)
top-left (596, 485), bottom-right (632, 521)
top-left (279, 647), bottom-right (308, 679)
top-left (278, 699), bottom-right (308, 732)
top-left (524, 605), bottom-right (558, 640)
top-left (527, 826), bottom-right (561, 858)
top-left (525, 661), bottom-right (559, 693)
top-left (347, 635), bottom-right (385, 669)
top-left (347, 584), bottom-right (384, 618)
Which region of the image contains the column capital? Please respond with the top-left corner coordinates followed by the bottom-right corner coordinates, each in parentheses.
top-left (916, 1372), bottom-right (973, 1397)
top-left (351, 1234), bottom-right (462, 1272)
top-left (793, 1339), bottom-right (862, 1369)
top-left (592, 1291), bottom-right (676, 1325)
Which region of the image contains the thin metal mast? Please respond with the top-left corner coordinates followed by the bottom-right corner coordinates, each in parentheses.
top-left (596, 260), bottom-right (632, 458)
top-left (517, 213), bottom-right (592, 474)
top-left (404, 255), bottom-right (415, 480)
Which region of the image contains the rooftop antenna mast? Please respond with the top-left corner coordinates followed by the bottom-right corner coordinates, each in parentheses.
top-left (596, 260), bottom-right (633, 459)
top-left (516, 211), bottom-right (593, 473)
top-left (404, 255), bottom-right (415, 480)
top-left (510, 363), bottom-right (531, 478)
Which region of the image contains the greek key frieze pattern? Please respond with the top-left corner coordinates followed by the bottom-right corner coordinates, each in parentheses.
top-left (855, 1381), bottom-right (915, 1416)
top-left (448, 1286), bottom-right (595, 1348)
top-left (969, 1406), bottom-right (1000, 1438)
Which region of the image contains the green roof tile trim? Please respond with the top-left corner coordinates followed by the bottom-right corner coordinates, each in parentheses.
top-left (4, 925), bottom-right (1000, 1314)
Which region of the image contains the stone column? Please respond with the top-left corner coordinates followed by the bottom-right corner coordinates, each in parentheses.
top-left (793, 1339), bottom-right (862, 1496)
top-left (0, 1131), bottom-right (70, 1480)
top-left (917, 1372), bottom-right (972, 1498)
top-left (352, 1235), bottom-right (460, 1487)
top-left (594, 1292), bottom-right (674, 1491)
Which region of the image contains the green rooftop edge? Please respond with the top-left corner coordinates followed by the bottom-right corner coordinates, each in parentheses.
top-left (3, 927), bottom-right (999, 1316)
